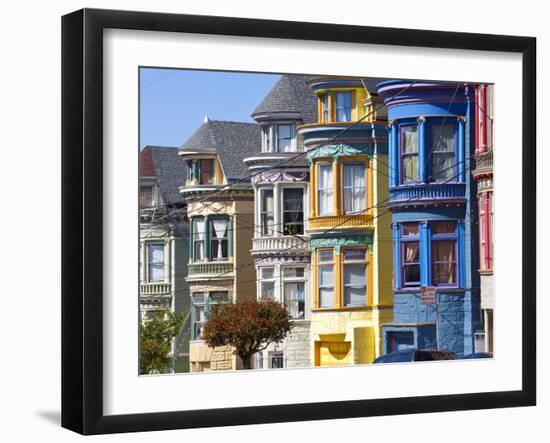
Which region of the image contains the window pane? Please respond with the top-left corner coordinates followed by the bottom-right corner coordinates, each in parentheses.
top-left (343, 248), bottom-right (367, 262)
top-left (402, 126), bottom-right (419, 182)
top-left (432, 240), bottom-right (456, 285)
top-left (318, 249), bottom-right (333, 263)
top-left (335, 92), bottom-right (352, 122)
top-left (147, 244), bottom-right (164, 281)
top-left (403, 264), bottom-right (421, 285)
top-left (344, 264), bottom-right (366, 306)
top-left (431, 124), bottom-right (455, 180)
top-left (432, 222), bottom-right (456, 235)
top-left (261, 282), bottom-right (275, 300)
top-left (261, 267), bottom-right (274, 279)
top-left (277, 124), bottom-right (292, 152)
top-left (210, 218), bottom-right (228, 260)
top-left (284, 282), bottom-right (305, 319)
top-left (140, 186), bottom-right (153, 208)
top-left (200, 159), bottom-right (213, 184)
top-left (283, 267), bottom-right (305, 278)
top-left (210, 291), bottom-right (229, 304)
top-left (343, 163), bottom-right (366, 214)
top-left (403, 242), bottom-right (420, 263)
top-left (319, 266), bottom-right (334, 308)
top-left (283, 188), bottom-right (304, 235)
top-left (261, 189), bottom-right (274, 236)
top-left (402, 223), bottom-right (419, 237)
top-left (322, 94), bottom-right (330, 122)
top-left (270, 352), bottom-right (284, 369)
top-left (318, 163), bottom-right (334, 215)
top-left (193, 219), bottom-right (205, 260)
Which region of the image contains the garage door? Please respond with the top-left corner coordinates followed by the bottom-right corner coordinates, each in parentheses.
top-left (317, 341), bottom-right (352, 366)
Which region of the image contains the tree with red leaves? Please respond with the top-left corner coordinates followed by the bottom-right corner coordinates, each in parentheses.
top-left (202, 299), bottom-right (292, 369)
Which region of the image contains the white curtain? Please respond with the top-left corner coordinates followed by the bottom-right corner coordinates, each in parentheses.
top-left (343, 264), bottom-right (366, 306)
top-left (318, 164), bottom-right (333, 215)
top-left (432, 124), bottom-right (455, 180)
top-left (336, 92), bottom-right (352, 122)
top-left (148, 244), bottom-right (164, 282)
top-left (212, 219), bottom-right (227, 260)
top-left (343, 164), bottom-right (366, 214)
top-left (284, 282), bottom-right (305, 319)
top-left (318, 266), bottom-right (334, 308)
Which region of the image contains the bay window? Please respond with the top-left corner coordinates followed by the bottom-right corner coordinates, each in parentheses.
top-left (343, 248), bottom-right (368, 306)
top-left (401, 223), bottom-right (420, 287)
top-left (283, 188), bottom-right (304, 235)
top-left (401, 125), bottom-right (419, 183)
top-left (318, 249), bottom-right (335, 308)
top-left (317, 163), bottom-right (334, 216)
top-left (431, 222), bottom-right (457, 286)
top-left (146, 243), bottom-right (165, 282)
top-left (210, 218), bottom-right (228, 261)
top-left (283, 267), bottom-right (305, 319)
top-left (192, 218), bottom-right (205, 261)
top-left (335, 91), bottom-right (352, 122)
top-left (260, 189), bottom-right (274, 236)
top-left (431, 124), bottom-right (456, 180)
top-left (343, 163), bottom-right (366, 214)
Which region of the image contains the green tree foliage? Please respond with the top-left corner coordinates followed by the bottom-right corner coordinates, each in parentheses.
top-left (203, 299), bottom-right (292, 369)
top-left (140, 310), bottom-right (183, 375)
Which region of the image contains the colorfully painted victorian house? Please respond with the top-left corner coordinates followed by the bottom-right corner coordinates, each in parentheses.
top-left (298, 77), bottom-right (393, 367)
top-left (377, 80), bottom-right (482, 356)
top-left (243, 74), bottom-right (317, 369)
top-left (473, 84), bottom-right (494, 353)
top-left (139, 146), bottom-right (191, 372)
top-left (179, 119), bottom-right (259, 372)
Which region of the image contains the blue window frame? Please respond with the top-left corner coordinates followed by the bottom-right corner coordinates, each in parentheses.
top-left (389, 332), bottom-right (415, 353)
top-left (400, 124), bottom-right (419, 183)
top-left (401, 223), bottom-right (420, 287)
top-left (431, 221), bottom-right (458, 287)
top-left (429, 123), bottom-right (457, 182)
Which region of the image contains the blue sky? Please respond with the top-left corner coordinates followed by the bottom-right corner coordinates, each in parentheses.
top-left (139, 68), bottom-right (281, 149)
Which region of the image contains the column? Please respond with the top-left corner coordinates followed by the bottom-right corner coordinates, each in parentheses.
top-left (420, 221), bottom-right (431, 286)
top-left (393, 223), bottom-right (401, 290)
top-left (389, 122), bottom-right (398, 187)
top-left (418, 117), bottom-right (427, 182)
top-left (458, 117), bottom-right (465, 182)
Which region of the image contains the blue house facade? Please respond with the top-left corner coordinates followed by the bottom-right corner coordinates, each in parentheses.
top-left (376, 81), bottom-right (481, 357)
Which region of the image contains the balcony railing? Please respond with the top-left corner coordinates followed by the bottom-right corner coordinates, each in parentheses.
top-left (187, 262), bottom-right (234, 279)
top-left (307, 213), bottom-right (374, 231)
top-left (251, 235), bottom-right (310, 255)
top-left (140, 282), bottom-right (171, 296)
top-left (389, 183), bottom-right (466, 205)
top-left (473, 151), bottom-right (493, 177)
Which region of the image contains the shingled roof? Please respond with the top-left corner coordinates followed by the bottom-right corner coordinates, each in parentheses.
top-left (252, 74), bottom-right (318, 124)
top-left (180, 120), bottom-right (261, 182)
top-left (140, 146), bottom-right (187, 205)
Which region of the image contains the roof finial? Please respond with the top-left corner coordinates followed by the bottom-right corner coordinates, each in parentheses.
top-left (203, 114), bottom-right (210, 123)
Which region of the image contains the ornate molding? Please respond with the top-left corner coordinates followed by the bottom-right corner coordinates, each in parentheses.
top-left (310, 234), bottom-right (373, 251)
top-left (306, 143), bottom-right (374, 162)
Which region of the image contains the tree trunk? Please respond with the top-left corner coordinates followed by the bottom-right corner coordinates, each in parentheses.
top-left (241, 354), bottom-right (251, 370)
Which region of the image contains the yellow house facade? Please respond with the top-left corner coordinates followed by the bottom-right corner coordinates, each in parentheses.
top-left (297, 77), bottom-right (393, 367)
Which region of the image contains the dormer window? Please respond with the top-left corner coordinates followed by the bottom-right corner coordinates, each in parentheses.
top-left (186, 159), bottom-right (215, 184)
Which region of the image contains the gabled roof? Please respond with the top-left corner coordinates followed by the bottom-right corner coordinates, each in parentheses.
top-left (140, 146), bottom-right (187, 205)
top-left (252, 74), bottom-right (318, 124)
top-left (180, 120), bottom-right (261, 182)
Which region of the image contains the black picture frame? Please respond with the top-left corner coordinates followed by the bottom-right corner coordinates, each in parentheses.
top-left (61, 8), bottom-right (536, 435)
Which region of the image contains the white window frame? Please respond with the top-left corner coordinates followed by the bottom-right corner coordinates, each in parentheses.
top-left (146, 242), bottom-right (166, 283)
top-left (282, 266), bottom-right (306, 319)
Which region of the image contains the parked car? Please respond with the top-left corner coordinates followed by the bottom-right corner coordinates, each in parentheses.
top-left (461, 352), bottom-right (493, 359)
top-left (374, 349), bottom-right (457, 364)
